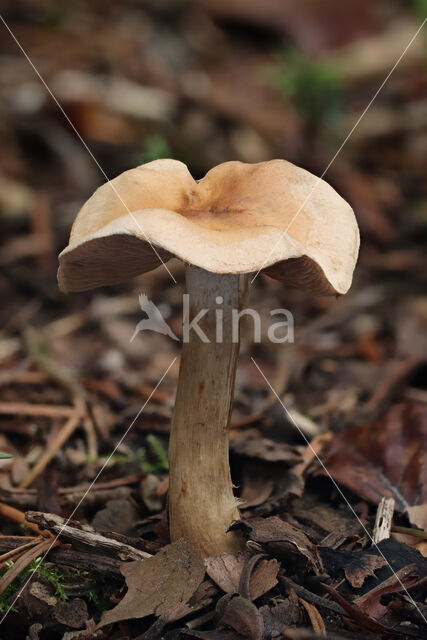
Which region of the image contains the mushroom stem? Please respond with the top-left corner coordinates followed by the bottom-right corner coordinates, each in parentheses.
top-left (168, 265), bottom-right (249, 556)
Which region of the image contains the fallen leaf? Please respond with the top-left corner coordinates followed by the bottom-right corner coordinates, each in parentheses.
top-left (217, 594), bottom-right (264, 640)
top-left (355, 564), bottom-right (419, 619)
top-left (293, 496), bottom-right (362, 539)
top-left (320, 539), bottom-right (427, 592)
top-left (230, 516), bottom-right (322, 574)
top-left (299, 597), bottom-right (326, 636)
top-left (319, 401), bottom-right (427, 510)
top-left (322, 583), bottom-right (396, 633)
top-left (344, 553), bottom-right (387, 588)
top-left (240, 459), bottom-right (303, 513)
top-left (205, 552), bottom-right (279, 600)
top-left (240, 473), bottom-right (274, 508)
top-left (205, 553), bottom-right (244, 595)
top-left (98, 538), bottom-right (205, 628)
top-left (248, 559), bottom-right (280, 600)
top-left (407, 504), bottom-right (427, 531)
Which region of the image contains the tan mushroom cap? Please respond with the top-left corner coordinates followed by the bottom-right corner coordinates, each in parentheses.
top-left (58, 158), bottom-right (359, 295)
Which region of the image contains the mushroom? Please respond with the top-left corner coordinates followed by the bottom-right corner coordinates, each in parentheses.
top-left (58, 159), bottom-right (359, 557)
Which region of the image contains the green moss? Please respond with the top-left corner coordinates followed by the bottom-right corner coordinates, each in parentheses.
top-left (271, 48), bottom-right (344, 131)
top-left (136, 434), bottom-right (169, 473)
top-left (134, 135), bottom-right (172, 164)
top-left (0, 556), bottom-right (67, 613)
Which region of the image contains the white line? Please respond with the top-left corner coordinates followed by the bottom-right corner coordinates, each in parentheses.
top-left (251, 16), bottom-right (427, 283)
top-left (0, 14), bottom-right (177, 285)
top-left (0, 357), bottom-right (176, 624)
top-left (251, 356), bottom-right (427, 624)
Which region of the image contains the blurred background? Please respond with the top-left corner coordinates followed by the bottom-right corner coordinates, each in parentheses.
top-left (0, 0), bottom-right (426, 583)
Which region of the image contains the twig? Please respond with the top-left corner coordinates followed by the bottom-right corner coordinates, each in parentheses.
top-left (48, 546), bottom-right (123, 575)
top-left (82, 414), bottom-right (98, 462)
top-left (389, 574), bottom-right (427, 595)
top-left (0, 537), bottom-right (59, 596)
top-left (0, 538), bottom-right (43, 568)
top-left (0, 537), bottom-right (123, 575)
top-left (391, 525), bottom-right (427, 540)
top-left (279, 575), bottom-right (346, 617)
top-left (0, 503), bottom-right (49, 537)
top-left (23, 327), bottom-right (98, 462)
top-left (0, 402), bottom-right (83, 419)
top-left (372, 497), bottom-right (395, 544)
top-left (238, 552), bottom-right (265, 600)
top-left (19, 415), bottom-right (81, 489)
top-left (0, 473), bottom-right (144, 508)
top-left (0, 486), bottom-right (131, 509)
top-left (294, 433), bottom-right (332, 477)
top-left (61, 486), bottom-right (131, 508)
top-left (23, 326), bottom-right (84, 400)
top-left (322, 583), bottom-right (400, 634)
top-left (0, 536), bottom-right (36, 549)
top-left (0, 370), bottom-right (48, 386)
top-left (25, 511), bottom-right (152, 561)
top-left (98, 530), bottom-right (161, 555)
top-left (355, 564), bottom-right (418, 610)
top-left (60, 472), bottom-right (144, 493)
top-left (139, 382), bottom-right (171, 405)
top-left (230, 412), bottom-right (263, 430)
top-left (75, 394), bottom-right (98, 463)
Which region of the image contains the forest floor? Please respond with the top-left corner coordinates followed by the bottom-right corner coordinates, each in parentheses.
top-left (0, 1), bottom-right (426, 638)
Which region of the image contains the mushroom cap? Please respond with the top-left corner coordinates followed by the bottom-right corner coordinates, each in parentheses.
top-left (58, 159), bottom-right (359, 295)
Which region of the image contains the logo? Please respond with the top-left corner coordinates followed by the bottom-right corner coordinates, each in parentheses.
top-left (130, 294), bottom-right (179, 342)
top-left (131, 293), bottom-right (294, 344)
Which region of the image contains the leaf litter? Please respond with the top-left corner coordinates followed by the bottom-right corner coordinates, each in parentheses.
top-left (0, 1), bottom-right (426, 638)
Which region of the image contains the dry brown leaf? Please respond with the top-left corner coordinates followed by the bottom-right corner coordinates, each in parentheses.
top-left (320, 538), bottom-right (427, 596)
top-left (205, 552), bottom-right (279, 600)
top-left (240, 474), bottom-right (274, 508)
top-left (322, 583), bottom-right (397, 633)
top-left (248, 558), bottom-right (280, 600)
top-left (231, 516), bottom-right (322, 574)
top-left (293, 496), bottom-right (362, 538)
top-left (98, 538), bottom-right (205, 628)
top-left (299, 597), bottom-right (326, 636)
top-left (319, 401), bottom-right (427, 510)
top-left (344, 553), bottom-right (387, 588)
top-left (406, 504), bottom-right (427, 531)
top-left (354, 564), bottom-right (419, 619)
top-left (205, 553), bottom-right (242, 595)
top-left (217, 595), bottom-right (264, 640)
